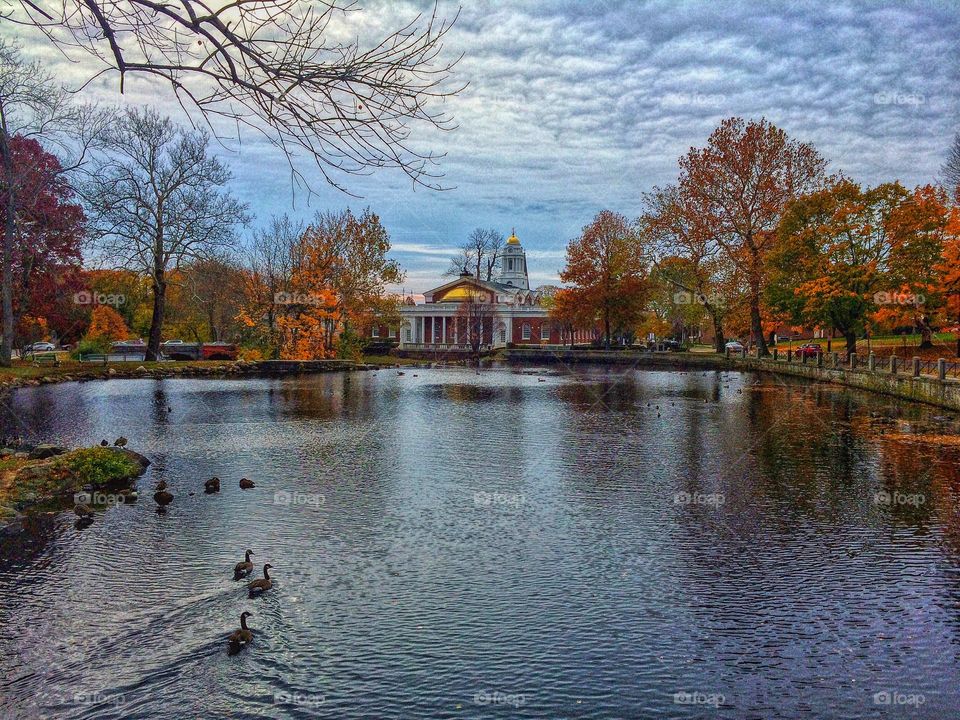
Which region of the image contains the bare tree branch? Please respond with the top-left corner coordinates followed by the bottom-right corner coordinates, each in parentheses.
top-left (5, 0), bottom-right (464, 194)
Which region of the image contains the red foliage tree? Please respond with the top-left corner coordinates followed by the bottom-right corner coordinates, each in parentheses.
top-left (0, 136), bottom-right (85, 347)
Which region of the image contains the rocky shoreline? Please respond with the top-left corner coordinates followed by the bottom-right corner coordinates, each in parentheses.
top-left (0, 444), bottom-right (150, 539)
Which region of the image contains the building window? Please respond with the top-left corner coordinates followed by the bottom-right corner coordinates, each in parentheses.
top-left (499, 326), bottom-right (506, 343)
top-left (522, 323), bottom-right (531, 340)
top-left (508, 258), bottom-right (514, 271)
top-left (371, 326), bottom-right (380, 338)
top-left (388, 327), bottom-right (396, 338)
top-left (404, 326), bottom-right (411, 342)
top-left (541, 325), bottom-right (550, 340)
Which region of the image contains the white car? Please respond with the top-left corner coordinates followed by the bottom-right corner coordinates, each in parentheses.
top-left (725, 341), bottom-right (745, 352)
top-left (25, 342), bottom-right (55, 353)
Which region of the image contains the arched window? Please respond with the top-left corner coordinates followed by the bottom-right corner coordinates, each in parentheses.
top-left (522, 323), bottom-right (531, 340)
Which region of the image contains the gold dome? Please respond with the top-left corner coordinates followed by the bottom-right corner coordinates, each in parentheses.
top-left (437, 285), bottom-right (487, 302)
top-left (507, 227), bottom-right (520, 245)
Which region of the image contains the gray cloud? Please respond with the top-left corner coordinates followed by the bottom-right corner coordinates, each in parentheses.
top-left (4, 0), bottom-right (959, 290)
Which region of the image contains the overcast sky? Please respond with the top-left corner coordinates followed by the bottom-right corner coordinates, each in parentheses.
top-left (6, 0), bottom-right (960, 291)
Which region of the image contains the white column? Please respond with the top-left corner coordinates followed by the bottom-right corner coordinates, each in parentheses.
top-left (442, 316), bottom-right (447, 346)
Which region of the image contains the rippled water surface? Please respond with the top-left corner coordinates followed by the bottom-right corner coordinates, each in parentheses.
top-left (2, 366), bottom-right (960, 719)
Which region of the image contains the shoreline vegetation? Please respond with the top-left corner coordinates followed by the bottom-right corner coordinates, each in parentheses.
top-left (0, 445), bottom-right (150, 537)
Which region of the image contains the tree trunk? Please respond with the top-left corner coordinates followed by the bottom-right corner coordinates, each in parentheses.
top-left (604, 308), bottom-right (611, 350)
top-left (710, 311), bottom-right (725, 354)
top-left (146, 277), bottom-right (167, 361)
top-left (750, 296), bottom-right (768, 357)
top-left (845, 331), bottom-right (857, 355)
top-left (917, 314), bottom-right (933, 350)
top-left (0, 129), bottom-right (14, 367)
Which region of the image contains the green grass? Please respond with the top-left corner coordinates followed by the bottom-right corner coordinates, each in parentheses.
top-left (0, 446), bottom-right (143, 509)
top-left (56, 447), bottom-right (142, 488)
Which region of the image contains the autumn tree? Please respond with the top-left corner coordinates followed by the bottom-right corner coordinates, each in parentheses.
top-left (679, 117), bottom-right (827, 356)
top-left (242, 215), bottom-right (303, 357)
top-left (640, 184), bottom-right (731, 352)
top-left (86, 304), bottom-right (130, 342)
top-left (560, 210), bottom-right (647, 349)
top-left (297, 208), bottom-right (404, 357)
top-left (884, 184), bottom-right (958, 349)
top-left (769, 181), bottom-right (907, 354)
top-left (0, 136), bottom-right (86, 348)
top-left (547, 287), bottom-right (594, 349)
top-left (936, 210), bottom-right (960, 356)
top-left (445, 228), bottom-right (505, 281)
top-left (0, 41), bottom-right (106, 363)
top-left (85, 108), bottom-right (248, 360)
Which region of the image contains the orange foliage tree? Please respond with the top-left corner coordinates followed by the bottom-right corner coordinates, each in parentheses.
top-left (86, 304), bottom-right (131, 342)
top-left (248, 208), bottom-right (403, 360)
top-left (679, 117), bottom-right (827, 355)
top-left (560, 210), bottom-right (648, 348)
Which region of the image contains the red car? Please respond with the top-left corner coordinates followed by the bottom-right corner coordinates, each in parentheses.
top-left (795, 343), bottom-right (823, 359)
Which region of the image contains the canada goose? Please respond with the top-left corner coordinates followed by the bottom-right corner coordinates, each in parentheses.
top-left (99, 439), bottom-right (108, 447)
top-left (248, 564), bottom-right (273, 595)
top-left (239, 478), bottom-right (255, 490)
top-left (538, 377), bottom-right (545, 382)
top-left (397, 371), bottom-right (405, 376)
top-left (114, 437), bottom-right (128, 448)
top-left (227, 611), bottom-right (253, 655)
top-left (74, 503), bottom-right (94, 527)
top-left (205, 477), bottom-right (220, 494)
top-left (234, 549), bottom-right (254, 579)
top-left (153, 490), bottom-right (173, 507)
top-left (155, 480), bottom-right (168, 492)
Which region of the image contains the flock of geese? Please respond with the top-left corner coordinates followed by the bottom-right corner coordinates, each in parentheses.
top-left (72, 437), bottom-right (270, 655)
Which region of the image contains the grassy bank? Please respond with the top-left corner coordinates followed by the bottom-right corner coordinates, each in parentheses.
top-left (0, 446), bottom-right (148, 513)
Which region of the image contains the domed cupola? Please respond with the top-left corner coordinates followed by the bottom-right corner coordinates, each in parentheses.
top-left (499, 227), bottom-right (529, 290)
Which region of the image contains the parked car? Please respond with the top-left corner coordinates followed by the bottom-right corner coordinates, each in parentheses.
top-left (24, 342), bottom-right (55, 353)
top-left (795, 343), bottom-right (823, 359)
top-left (725, 340), bottom-right (745, 352)
top-left (661, 339), bottom-right (682, 351)
top-left (162, 339), bottom-right (185, 345)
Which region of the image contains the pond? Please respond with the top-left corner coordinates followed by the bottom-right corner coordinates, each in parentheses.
top-left (1, 366), bottom-right (959, 719)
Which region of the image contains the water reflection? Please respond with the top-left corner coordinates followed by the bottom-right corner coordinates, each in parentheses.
top-left (0, 367), bottom-right (959, 719)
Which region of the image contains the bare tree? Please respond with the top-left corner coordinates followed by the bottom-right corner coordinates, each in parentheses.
top-left (0, 40), bottom-right (108, 365)
top-left (5, 1), bottom-right (462, 192)
top-left (444, 228), bottom-right (504, 281)
top-left (454, 287), bottom-right (496, 359)
top-left (943, 132), bottom-right (960, 190)
top-left (246, 214), bottom-right (302, 357)
top-left (85, 108), bottom-right (249, 360)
